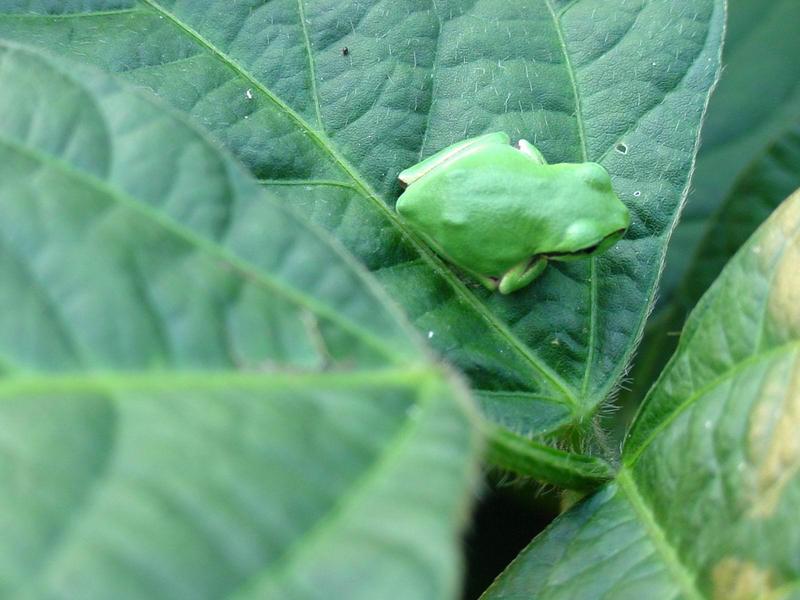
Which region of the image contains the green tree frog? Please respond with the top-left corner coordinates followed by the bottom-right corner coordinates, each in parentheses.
top-left (396, 131), bottom-right (630, 294)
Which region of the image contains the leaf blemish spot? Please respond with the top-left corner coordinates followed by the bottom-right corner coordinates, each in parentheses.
top-left (245, 88), bottom-right (253, 99)
top-left (712, 558), bottom-right (776, 600)
top-left (615, 143), bottom-right (628, 154)
top-left (633, 191), bottom-right (641, 197)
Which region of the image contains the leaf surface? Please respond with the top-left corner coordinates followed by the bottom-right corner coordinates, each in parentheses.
top-left (660, 0), bottom-right (800, 306)
top-left (618, 0), bottom-right (800, 417)
top-left (624, 124), bottom-right (800, 407)
top-left (675, 126), bottom-right (800, 315)
top-left (0, 0), bottom-right (725, 439)
top-left (0, 43), bottom-right (480, 599)
top-left (484, 190), bottom-right (800, 599)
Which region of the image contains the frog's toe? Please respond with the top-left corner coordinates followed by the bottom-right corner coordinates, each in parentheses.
top-left (498, 256), bottom-right (547, 294)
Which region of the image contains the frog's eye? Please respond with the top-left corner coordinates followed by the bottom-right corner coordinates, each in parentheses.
top-left (580, 163), bottom-right (612, 192)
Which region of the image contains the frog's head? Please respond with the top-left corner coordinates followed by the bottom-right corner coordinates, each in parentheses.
top-left (543, 162), bottom-right (630, 261)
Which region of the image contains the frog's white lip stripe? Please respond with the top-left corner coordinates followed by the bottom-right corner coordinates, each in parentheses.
top-left (545, 228), bottom-right (628, 258)
top-left (398, 144), bottom-right (485, 187)
top-left (397, 136), bottom-right (496, 187)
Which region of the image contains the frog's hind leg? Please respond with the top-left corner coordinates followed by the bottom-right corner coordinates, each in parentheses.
top-left (516, 139), bottom-right (547, 164)
top-left (448, 264), bottom-right (502, 292)
top-left (472, 273), bottom-right (501, 292)
top-left (398, 132), bottom-right (511, 187)
top-left (498, 256), bottom-right (547, 294)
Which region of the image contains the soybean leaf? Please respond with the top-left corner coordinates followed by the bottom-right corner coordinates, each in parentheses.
top-left (622, 124), bottom-right (800, 409)
top-left (673, 127), bottom-right (800, 319)
top-left (618, 0), bottom-right (800, 426)
top-left (0, 43), bottom-right (481, 599)
top-left (483, 190), bottom-right (800, 599)
top-left (0, 1), bottom-right (725, 444)
top-left (660, 0), bottom-right (800, 306)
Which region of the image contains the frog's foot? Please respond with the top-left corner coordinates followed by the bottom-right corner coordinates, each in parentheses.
top-left (472, 273), bottom-right (500, 292)
top-left (498, 256), bottom-right (547, 294)
top-left (516, 139), bottom-right (547, 164)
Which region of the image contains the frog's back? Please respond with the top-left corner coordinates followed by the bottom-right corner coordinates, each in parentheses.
top-left (397, 145), bottom-right (565, 275)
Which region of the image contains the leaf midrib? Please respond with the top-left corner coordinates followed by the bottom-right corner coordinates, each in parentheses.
top-left (139, 0), bottom-right (578, 407)
top-left (0, 367), bottom-right (442, 395)
top-left (617, 469), bottom-right (704, 600)
top-left (2, 368), bottom-right (453, 596)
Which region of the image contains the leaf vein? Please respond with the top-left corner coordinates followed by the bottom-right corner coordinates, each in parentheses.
top-left (0, 133), bottom-right (404, 365)
top-left (296, 0), bottom-right (324, 130)
top-left (229, 381), bottom-right (442, 596)
top-left (625, 341), bottom-right (800, 465)
top-left (617, 470), bottom-right (704, 600)
top-left (0, 8), bottom-right (143, 19)
top-left (21, 402), bottom-right (118, 595)
top-left (0, 232), bottom-right (87, 369)
top-left (138, 0), bottom-right (576, 402)
top-left (257, 179), bottom-right (358, 191)
top-left (417, 8), bottom-right (444, 160)
top-left (0, 368), bottom-right (442, 396)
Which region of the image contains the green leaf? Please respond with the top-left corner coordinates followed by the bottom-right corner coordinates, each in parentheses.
top-left (608, 0), bottom-right (800, 433)
top-left (0, 43), bottom-right (481, 599)
top-left (660, 0), bottom-right (800, 307)
top-left (676, 126), bottom-right (800, 313)
top-left (622, 124), bottom-right (800, 407)
top-left (483, 190), bottom-right (800, 599)
top-left (0, 0), bottom-right (725, 443)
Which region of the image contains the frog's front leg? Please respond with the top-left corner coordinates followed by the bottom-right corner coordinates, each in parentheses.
top-left (498, 256), bottom-right (548, 294)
